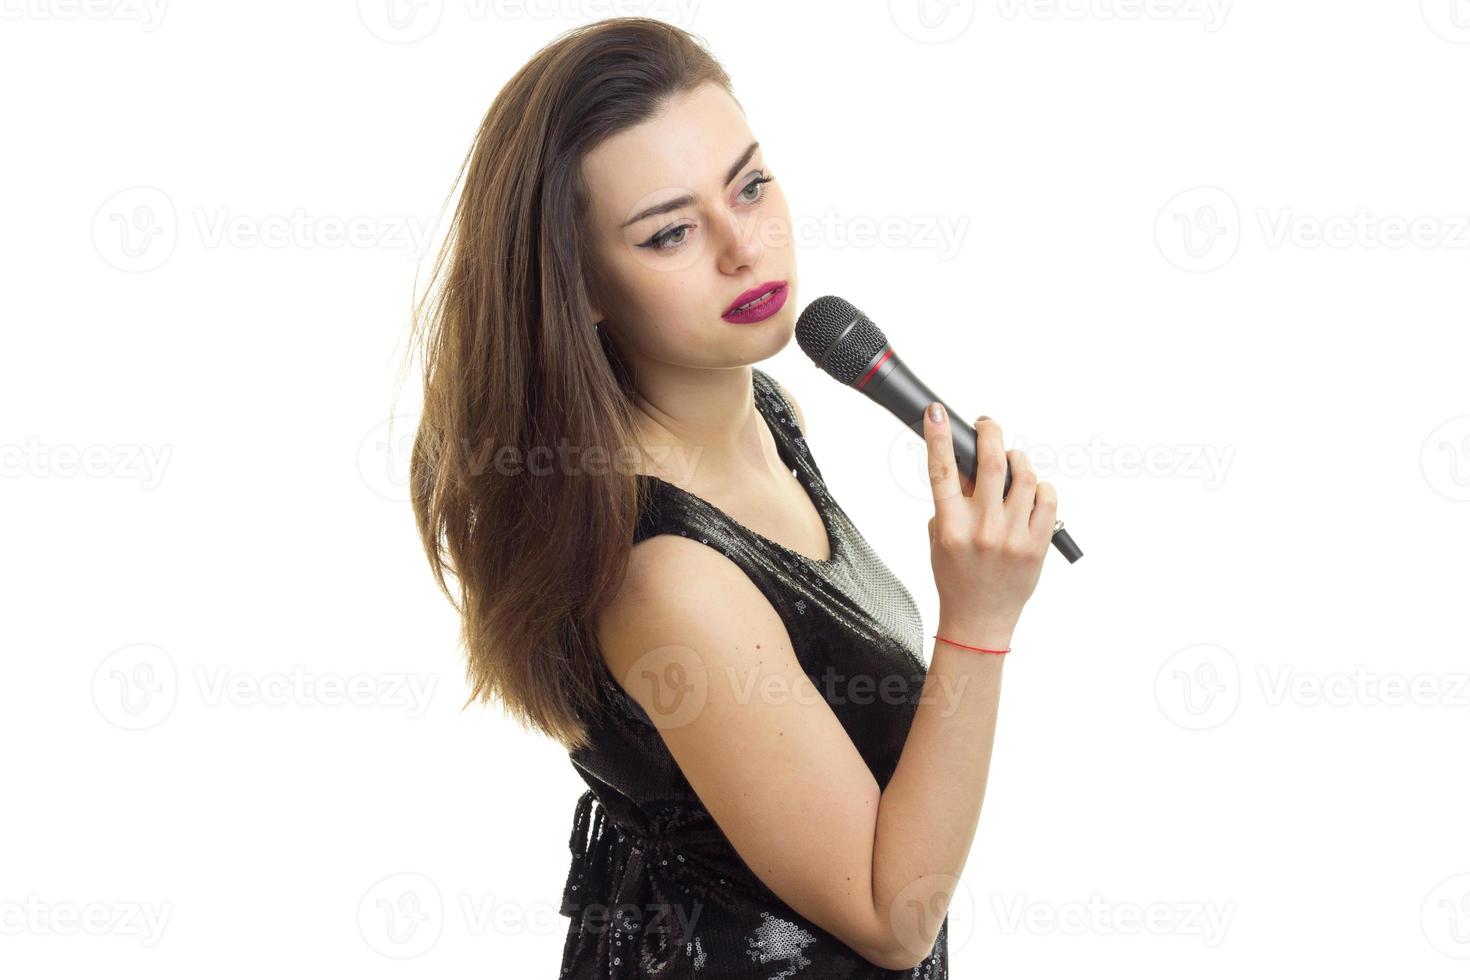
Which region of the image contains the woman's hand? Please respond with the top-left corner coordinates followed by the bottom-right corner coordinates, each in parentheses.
top-left (922, 403), bottom-right (1055, 646)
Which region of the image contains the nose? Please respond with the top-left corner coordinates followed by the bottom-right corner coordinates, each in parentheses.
top-left (713, 203), bottom-right (762, 275)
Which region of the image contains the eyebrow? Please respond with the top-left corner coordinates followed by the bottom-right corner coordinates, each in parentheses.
top-left (620, 140), bottom-right (761, 229)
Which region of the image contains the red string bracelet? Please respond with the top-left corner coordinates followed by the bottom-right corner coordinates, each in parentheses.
top-left (933, 633), bottom-right (1010, 655)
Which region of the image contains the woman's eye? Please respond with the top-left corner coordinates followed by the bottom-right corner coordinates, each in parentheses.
top-left (740, 174), bottom-right (776, 202)
top-left (637, 174), bottom-right (774, 251)
top-left (648, 224), bottom-right (691, 249)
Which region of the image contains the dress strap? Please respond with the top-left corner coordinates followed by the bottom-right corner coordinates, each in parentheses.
top-left (752, 367), bottom-right (826, 484)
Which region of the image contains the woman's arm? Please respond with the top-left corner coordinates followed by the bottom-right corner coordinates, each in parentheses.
top-left (597, 536), bottom-right (1006, 970)
top-left (770, 376), bottom-right (1009, 958)
top-left (870, 621), bottom-right (1008, 964)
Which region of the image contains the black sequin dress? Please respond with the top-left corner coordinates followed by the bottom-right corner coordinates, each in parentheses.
top-left (557, 367), bottom-right (947, 978)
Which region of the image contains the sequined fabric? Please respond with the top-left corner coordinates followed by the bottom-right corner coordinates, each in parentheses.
top-left (558, 367), bottom-right (947, 978)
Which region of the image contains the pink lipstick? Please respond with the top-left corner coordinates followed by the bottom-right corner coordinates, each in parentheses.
top-left (721, 280), bottom-right (788, 324)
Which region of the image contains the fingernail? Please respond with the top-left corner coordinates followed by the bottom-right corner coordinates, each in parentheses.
top-left (929, 402), bottom-right (945, 424)
top-left (976, 415), bottom-right (990, 423)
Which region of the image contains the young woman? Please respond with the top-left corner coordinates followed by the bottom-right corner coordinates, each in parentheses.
top-left (408, 17), bottom-right (1055, 978)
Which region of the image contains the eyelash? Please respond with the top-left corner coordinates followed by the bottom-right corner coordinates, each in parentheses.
top-left (639, 173), bottom-right (775, 251)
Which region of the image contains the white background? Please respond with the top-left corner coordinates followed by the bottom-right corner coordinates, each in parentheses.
top-left (4, 0), bottom-right (1469, 976)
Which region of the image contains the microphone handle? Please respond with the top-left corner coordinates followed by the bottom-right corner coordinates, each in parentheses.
top-left (858, 349), bottom-right (1083, 564)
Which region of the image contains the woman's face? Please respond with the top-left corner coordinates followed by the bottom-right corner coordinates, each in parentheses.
top-left (581, 81), bottom-right (798, 368)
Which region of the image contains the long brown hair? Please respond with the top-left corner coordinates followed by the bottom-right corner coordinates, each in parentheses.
top-left (405, 18), bottom-right (734, 752)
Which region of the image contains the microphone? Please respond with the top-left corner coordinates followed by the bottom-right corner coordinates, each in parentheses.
top-left (794, 295), bottom-right (1082, 564)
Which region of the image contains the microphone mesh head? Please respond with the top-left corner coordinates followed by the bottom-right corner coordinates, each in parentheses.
top-left (794, 295), bottom-right (890, 386)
